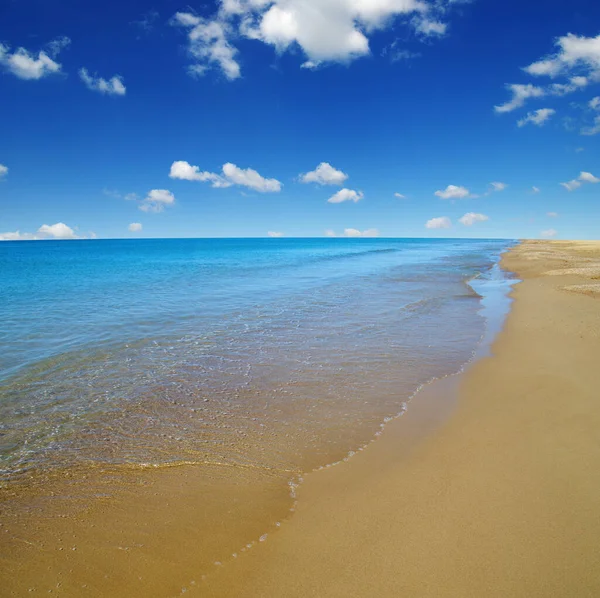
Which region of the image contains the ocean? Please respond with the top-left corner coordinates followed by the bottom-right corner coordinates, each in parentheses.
top-left (0, 238), bottom-right (514, 486)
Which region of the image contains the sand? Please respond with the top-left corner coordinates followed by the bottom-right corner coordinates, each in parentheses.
top-left (2, 240), bottom-right (599, 597)
top-left (198, 240), bottom-right (600, 597)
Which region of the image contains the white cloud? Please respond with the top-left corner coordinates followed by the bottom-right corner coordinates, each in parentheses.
top-left (129, 223), bottom-right (143, 232)
top-left (0, 37), bottom-right (69, 80)
top-left (547, 212), bottom-right (558, 217)
top-left (561, 171), bottom-right (600, 190)
top-left (300, 162), bottom-right (348, 185)
top-left (343, 228), bottom-right (379, 237)
top-left (324, 229), bottom-right (337, 237)
top-left (170, 160), bottom-right (281, 192)
top-left (394, 192), bottom-right (406, 198)
top-left (541, 228), bottom-right (558, 238)
top-left (581, 115), bottom-right (600, 136)
top-left (590, 96), bottom-right (600, 110)
top-left (170, 0), bottom-right (461, 78)
top-left (79, 68), bottom-right (126, 95)
top-left (561, 179), bottom-right (582, 191)
top-left (140, 189), bottom-right (176, 212)
top-left (517, 108), bottom-right (556, 127)
top-left (171, 12), bottom-right (241, 80)
top-left (425, 216), bottom-right (451, 229)
top-left (327, 188), bottom-right (363, 203)
top-left (0, 231), bottom-right (37, 241)
top-left (459, 212), bottom-right (489, 226)
top-left (38, 222), bottom-right (78, 239)
top-left (0, 164), bottom-right (7, 179)
top-left (523, 33), bottom-right (600, 81)
top-left (494, 84), bottom-right (545, 113)
top-left (434, 185), bottom-right (470, 199)
top-left (490, 182), bottom-right (507, 192)
top-left (532, 186), bottom-right (540, 193)
top-left (579, 171), bottom-right (600, 183)
top-left (267, 231), bottom-right (284, 237)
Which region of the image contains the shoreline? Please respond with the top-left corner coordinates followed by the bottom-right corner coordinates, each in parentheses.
top-left (199, 240), bottom-right (600, 597)
top-left (0, 242), bottom-right (513, 596)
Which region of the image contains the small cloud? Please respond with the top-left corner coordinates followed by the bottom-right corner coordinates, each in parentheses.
top-left (170, 160), bottom-right (281, 192)
top-left (140, 189), bottom-right (175, 212)
top-left (531, 186), bottom-right (540, 193)
top-left (0, 164), bottom-right (7, 179)
top-left (343, 228), bottom-right (379, 237)
top-left (517, 108), bottom-right (556, 127)
top-left (132, 10), bottom-right (159, 34)
top-left (124, 192), bottom-right (139, 201)
top-left (324, 229), bottom-right (337, 237)
top-left (413, 17), bottom-right (447, 37)
top-left (394, 192), bottom-right (406, 199)
top-left (494, 84), bottom-right (545, 113)
top-left (300, 162), bottom-right (348, 186)
top-left (301, 60), bottom-right (321, 70)
top-left (0, 37), bottom-right (69, 80)
top-left (267, 231), bottom-right (284, 237)
top-left (129, 222), bottom-right (143, 232)
top-left (434, 185), bottom-right (470, 200)
top-left (547, 212), bottom-right (558, 218)
top-left (327, 189), bottom-right (363, 204)
top-left (0, 231), bottom-right (37, 241)
top-left (459, 212), bottom-right (489, 226)
top-left (541, 228), bottom-right (557, 238)
top-left (561, 171), bottom-right (600, 191)
top-left (426, 216), bottom-right (452, 229)
top-left (490, 182), bottom-right (507, 192)
top-left (575, 147), bottom-right (585, 153)
top-left (38, 222), bottom-right (78, 239)
top-left (79, 68), bottom-right (126, 96)
top-left (579, 171), bottom-right (600, 184)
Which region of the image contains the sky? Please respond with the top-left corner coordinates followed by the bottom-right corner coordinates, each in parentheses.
top-left (0, 0), bottom-right (599, 240)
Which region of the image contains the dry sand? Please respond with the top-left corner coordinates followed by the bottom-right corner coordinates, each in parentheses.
top-left (198, 240), bottom-right (600, 597)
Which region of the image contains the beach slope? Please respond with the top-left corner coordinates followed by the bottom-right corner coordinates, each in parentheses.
top-left (203, 240), bottom-right (600, 598)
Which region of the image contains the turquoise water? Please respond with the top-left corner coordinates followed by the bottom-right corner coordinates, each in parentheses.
top-left (0, 238), bottom-right (513, 482)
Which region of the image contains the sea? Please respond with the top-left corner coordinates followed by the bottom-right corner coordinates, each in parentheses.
top-left (0, 238), bottom-right (514, 487)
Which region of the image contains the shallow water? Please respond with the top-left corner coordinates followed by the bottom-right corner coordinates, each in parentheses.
top-left (0, 238), bottom-right (513, 485)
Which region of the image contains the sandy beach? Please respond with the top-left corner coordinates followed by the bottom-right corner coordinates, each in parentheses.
top-left (2, 240), bottom-right (599, 597)
top-left (199, 240), bottom-right (600, 597)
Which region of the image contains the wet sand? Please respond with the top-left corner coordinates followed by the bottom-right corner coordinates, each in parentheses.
top-left (199, 240), bottom-right (600, 597)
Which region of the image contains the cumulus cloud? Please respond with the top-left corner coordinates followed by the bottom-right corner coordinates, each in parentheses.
top-left (590, 97), bottom-right (600, 110)
top-left (581, 116), bottom-right (600, 136)
top-left (523, 33), bottom-right (600, 81)
top-left (79, 68), bottom-right (126, 95)
top-left (170, 0), bottom-right (461, 78)
top-left (561, 171), bottom-right (600, 190)
top-left (517, 108), bottom-right (556, 127)
top-left (140, 189), bottom-right (176, 212)
top-left (425, 216), bottom-right (451, 229)
top-left (325, 228), bottom-right (379, 237)
top-left (394, 192), bottom-right (406, 198)
top-left (129, 222), bottom-right (143, 232)
top-left (0, 164), bottom-right (7, 179)
top-left (434, 185), bottom-right (471, 199)
top-left (0, 37), bottom-right (69, 80)
top-left (38, 222), bottom-right (78, 239)
top-left (1, 222), bottom-right (86, 241)
top-left (541, 228), bottom-right (558, 238)
top-left (327, 188), bottom-right (363, 203)
top-left (300, 162), bottom-right (348, 185)
top-left (170, 160), bottom-right (281, 192)
top-left (267, 231), bottom-right (284, 237)
top-left (459, 212), bottom-right (489, 226)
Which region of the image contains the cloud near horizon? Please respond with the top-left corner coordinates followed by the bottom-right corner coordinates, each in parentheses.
top-left (0, 222), bottom-right (81, 241)
top-left (325, 228), bottom-right (379, 237)
top-left (459, 212), bottom-right (489, 226)
top-left (425, 216), bottom-right (451, 229)
top-left (170, 160), bottom-right (282, 192)
top-left (129, 222), bottom-right (143, 232)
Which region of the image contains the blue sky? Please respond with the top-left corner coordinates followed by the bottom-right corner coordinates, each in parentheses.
top-left (1, 0), bottom-right (599, 240)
